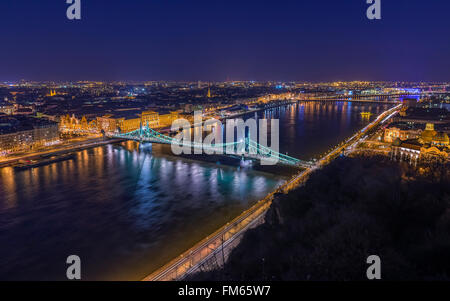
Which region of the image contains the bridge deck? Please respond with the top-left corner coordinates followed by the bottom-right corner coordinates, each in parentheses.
top-left (109, 127), bottom-right (313, 168)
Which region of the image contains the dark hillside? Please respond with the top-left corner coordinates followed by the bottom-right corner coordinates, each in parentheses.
top-left (190, 156), bottom-right (450, 280)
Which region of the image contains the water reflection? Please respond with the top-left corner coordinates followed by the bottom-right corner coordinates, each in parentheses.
top-left (258, 101), bottom-right (390, 160)
top-left (0, 101), bottom-right (391, 280)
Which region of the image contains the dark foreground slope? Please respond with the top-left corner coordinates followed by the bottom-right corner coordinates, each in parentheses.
top-left (190, 156), bottom-right (450, 280)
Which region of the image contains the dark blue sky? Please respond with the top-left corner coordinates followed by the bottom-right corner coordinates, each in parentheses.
top-left (0, 0), bottom-right (449, 82)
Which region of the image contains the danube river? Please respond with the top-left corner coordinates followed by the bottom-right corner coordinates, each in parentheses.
top-left (0, 101), bottom-right (391, 280)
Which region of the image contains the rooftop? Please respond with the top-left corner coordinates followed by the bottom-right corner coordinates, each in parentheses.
top-left (0, 116), bottom-right (57, 135)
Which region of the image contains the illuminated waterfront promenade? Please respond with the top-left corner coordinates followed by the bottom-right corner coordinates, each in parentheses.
top-left (0, 137), bottom-right (123, 168)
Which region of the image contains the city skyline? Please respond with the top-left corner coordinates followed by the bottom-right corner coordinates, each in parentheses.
top-left (1, 0), bottom-right (450, 285)
top-left (1, 0), bottom-right (449, 82)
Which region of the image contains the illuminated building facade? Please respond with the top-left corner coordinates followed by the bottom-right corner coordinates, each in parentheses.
top-left (390, 123), bottom-right (450, 161)
top-left (141, 111), bottom-right (160, 128)
top-left (384, 122), bottom-right (421, 143)
top-left (0, 116), bottom-right (59, 155)
top-left (60, 114), bottom-right (98, 134)
top-left (391, 140), bottom-right (421, 165)
top-left (158, 111), bottom-right (179, 128)
top-left (0, 105), bottom-right (15, 115)
top-left (95, 110), bottom-right (178, 133)
top-left (96, 115), bottom-right (119, 133)
top-left (116, 117), bottom-right (141, 133)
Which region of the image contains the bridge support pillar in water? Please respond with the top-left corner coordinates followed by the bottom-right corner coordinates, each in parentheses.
top-left (139, 142), bottom-right (152, 150)
top-left (240, 156), bottom-right (253, 168)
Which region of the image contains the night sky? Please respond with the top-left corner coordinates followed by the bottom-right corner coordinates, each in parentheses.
top-left (0, 0), bottom-right (449, 82)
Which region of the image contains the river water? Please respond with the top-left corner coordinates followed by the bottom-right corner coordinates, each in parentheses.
top-left (0, 101), bottom-right (391, 280)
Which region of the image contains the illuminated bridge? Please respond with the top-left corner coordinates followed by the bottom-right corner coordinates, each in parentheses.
top-left (110, 125), bottom-right (313, 168)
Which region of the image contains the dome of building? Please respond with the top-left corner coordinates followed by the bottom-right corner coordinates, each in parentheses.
top-left (419, 123), bottom-right (437, 144)
top-left (432, 132), bottom-right (449, 147)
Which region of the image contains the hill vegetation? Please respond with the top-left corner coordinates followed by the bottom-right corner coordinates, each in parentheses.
top-left (190, 156), bottom-right (450, 280)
